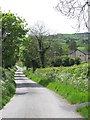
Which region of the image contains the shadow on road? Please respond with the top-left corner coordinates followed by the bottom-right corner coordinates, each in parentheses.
top-left (16, 83), bottom-right (43, 88)
top-left (14, 75), bottom-right (25, 77)
top-left (15, 78), bottom-right (29, 80)
top-left (15, 92), bottom-right (28, 96)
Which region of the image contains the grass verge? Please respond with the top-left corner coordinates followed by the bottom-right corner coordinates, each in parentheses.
top-left (76, 105), bottom-right (90, 119)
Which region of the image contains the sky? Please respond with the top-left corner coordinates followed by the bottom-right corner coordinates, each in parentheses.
top-left (0, 0), bottom-right (88, 34)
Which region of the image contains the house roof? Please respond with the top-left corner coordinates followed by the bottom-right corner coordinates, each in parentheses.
top-left (68, 49), bottom-right (90, 55)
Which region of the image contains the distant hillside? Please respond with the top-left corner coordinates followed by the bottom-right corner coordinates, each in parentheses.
top-left (48, 32), bottom-right (88, 52)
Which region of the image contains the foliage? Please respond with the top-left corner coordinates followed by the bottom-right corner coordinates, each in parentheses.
top-left (75, 57), bottom-right (81, 65)
top-left (69, 58), bottom-right (75, 66)
top-left (30, 23), bottom-right (50, 68)
top-left (23, 62), bottom-right (88, 104)
top-left (48, 33), bottom-right (88, 54)
top-left (61, 55), bottom-right (75, 66)
top-left (51, 56), bottom-right (75, 67)
top-left (20, 36), bottom-right (41, 72)
top-left (0, 66), bottom-right (17, 109)
top-left (2, 12), bottom-right (28, 68)
top-left (86, 44), bottom-right (90, 52)
top-left (44, 33), bottom-right (88, 66)
top-left (50, 55), bottom-right (81, 67)
top-left (20, 32), bottom-right (88, 69)
top-left (61, 55), bottom-right (70, 66)
top-left (51, 56), bottom-right (62, 67)
top-left (68, 40), bottom-right (77, 50)
top-left (76, 105), bottom-right (90, 119)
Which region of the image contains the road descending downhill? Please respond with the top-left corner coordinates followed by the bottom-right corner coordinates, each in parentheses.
top-left (1, 66), bottom-right (82, 118)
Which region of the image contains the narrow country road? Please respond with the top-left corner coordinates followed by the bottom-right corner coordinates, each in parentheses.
top-left (1, 66), bottom-right (82, 118)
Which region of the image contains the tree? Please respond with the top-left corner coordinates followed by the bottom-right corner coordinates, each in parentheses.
top-left (46, 41), bottom-right (63, 62)
top-left (56, 0), bottom-right (89, 31)
top-left (20, 36), bottom-right (41, 73)
top-left (51, 56), bottom-right (62, 67)
top-left (52, 41), bottom-right (63, 56)
top-left (30, 23), bottom-right (51, 68)
top-left (86, 44), bottom-right (90, 52)
top-left (68, 40), bottom-right (77, 50)
top-left (0, 10), bottom-right (2, 67)
top-left (2, 12), bottom-right (28, 68)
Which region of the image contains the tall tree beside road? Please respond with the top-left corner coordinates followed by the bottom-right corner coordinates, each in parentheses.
top-left (0, 10), bottom-right (2, 67)
top-left (2, 12), bottom-right (28, 68)
top-left (30, 23), bottom-right (51, 68)
top-left (20, 36), bottom-right (40, 73)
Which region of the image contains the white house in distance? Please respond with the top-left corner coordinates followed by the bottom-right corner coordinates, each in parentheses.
top-left (68, 49), bottom-right (90, 62)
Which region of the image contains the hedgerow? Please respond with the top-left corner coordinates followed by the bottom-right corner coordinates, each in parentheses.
top-left (0, 66), bottom-right (17, 109)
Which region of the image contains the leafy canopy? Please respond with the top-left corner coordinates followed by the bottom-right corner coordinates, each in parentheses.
top-left (2, 12), bottom-right (28, 68)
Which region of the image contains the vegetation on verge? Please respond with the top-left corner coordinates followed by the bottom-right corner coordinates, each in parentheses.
top-left (0, 66), bottom-right (17, 109)
top-left (23, 62), bottom-right (89, 118)
top-left (76, 105), bottom-right (90, 119)
top-left (23, 62), bottom-right (88, 104)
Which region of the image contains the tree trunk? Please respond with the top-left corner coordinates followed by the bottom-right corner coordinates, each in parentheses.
top-left (32, 60), bottom-right (36, 73)
top-left (40, 53), bottom-right (45, 68)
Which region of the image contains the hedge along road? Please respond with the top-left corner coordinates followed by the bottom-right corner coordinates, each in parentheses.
top-left (1, 66), bottom-right (82, 118)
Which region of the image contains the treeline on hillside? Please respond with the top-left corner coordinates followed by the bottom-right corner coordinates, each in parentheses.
top-left (48, 33), bottom-right (89, 52)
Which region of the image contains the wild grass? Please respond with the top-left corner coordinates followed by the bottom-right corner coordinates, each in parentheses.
top-left (76, 105), bottom-right (90, 119)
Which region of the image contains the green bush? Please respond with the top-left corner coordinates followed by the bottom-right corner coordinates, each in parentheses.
top-left (51, 56), bottom-right (62, 67)
top-left (76, 105), bottom-right (90, 118)
top-left (51, 56), bottom-right (75, 67)
top-left (75, 57), bottom-right (81, 65)
top-left (1, 66), bottom-right (17, 109)
top-left (61, 55), bottom-right (70, 66)
top-left (69, 58), bottom-right (75, 66)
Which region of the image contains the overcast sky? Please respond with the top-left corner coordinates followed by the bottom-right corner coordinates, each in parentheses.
top-left (0, 0), bottom-right (88, 34)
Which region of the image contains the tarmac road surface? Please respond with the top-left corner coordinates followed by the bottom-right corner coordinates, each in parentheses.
top-left (1, 66), bottom-right (82, 118)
